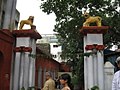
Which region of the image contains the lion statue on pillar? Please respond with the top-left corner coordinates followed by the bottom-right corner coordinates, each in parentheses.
top-left (83, 12), bottom-right (102, 26)
top-left (19, 16), bottom-right (36, 30)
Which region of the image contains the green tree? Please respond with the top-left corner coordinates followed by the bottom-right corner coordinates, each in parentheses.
top-left (40, 0), bottom-right (120, 87)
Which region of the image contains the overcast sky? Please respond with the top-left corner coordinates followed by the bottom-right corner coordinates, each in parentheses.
top-left (16, 0), bottom-right (56, 35)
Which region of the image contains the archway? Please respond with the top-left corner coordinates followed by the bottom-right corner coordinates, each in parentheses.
top-left (0, 51), bottom-right (4, 89)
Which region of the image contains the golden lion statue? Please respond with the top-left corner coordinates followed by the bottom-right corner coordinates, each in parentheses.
top-left (19, 16), bottom-right (35, 29)
top-left (83, 13), bottom-right (102, 26)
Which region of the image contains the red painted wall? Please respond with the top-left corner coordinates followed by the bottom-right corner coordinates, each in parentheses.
top-left (35, 48), bottom-right (71, 89)
top-left (0, 30), bottom-right (14, 90)
top-left (35, 56), bottom-right (60, 88)
top-left (60, 62), bottom-right (71, 72)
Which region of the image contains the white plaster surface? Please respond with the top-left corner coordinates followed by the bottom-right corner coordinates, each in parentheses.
top-left (84, 34), bottom-right (104, 90)
top-left (16, 37), bottom-right (31, 47)
top-left (13, 53), bottom-right (21, 90)
top-left (13, 37), bottom-right (36, 90)
top-left (87, 34), bottom-right (103, 44)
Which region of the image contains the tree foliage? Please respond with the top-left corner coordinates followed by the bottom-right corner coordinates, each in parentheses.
top-left (40, 0), bottom-right (120, 54)
top-left (40, 0), bottom-right (120, 85)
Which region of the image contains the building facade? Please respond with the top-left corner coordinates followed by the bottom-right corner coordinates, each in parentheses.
top-left (0, 0), bottom-right (19, 30)
top-left (0, 1), bottom-right (70, 90)
top-left (37, 34), bottom-right (63, 62)
top-left (0, 0), bottom-right (18, 89)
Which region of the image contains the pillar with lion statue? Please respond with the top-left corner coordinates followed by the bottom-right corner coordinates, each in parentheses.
top-left (12, 16), bottom-right (41, 90)
top-left (80, 12), bottom-right (109, 90)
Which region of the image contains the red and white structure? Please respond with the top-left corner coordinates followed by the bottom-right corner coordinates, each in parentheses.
top-left (12, 30), bottom-right (42, 90)
top-left (80, 26), bottom-right (109, 90)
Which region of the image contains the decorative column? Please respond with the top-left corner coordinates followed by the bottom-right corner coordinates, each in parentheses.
top-left (12, 29), bottom-right (42, 90)
top-left (80, 26), bottom-right (108, 90)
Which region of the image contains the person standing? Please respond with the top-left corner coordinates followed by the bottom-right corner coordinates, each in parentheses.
top-left (60, 73), bottom-right (74, 90)
top-left (42, 71), bottom-right (55, 90)
top-left (112, 56), bottom-right (120, 90)
top-left (54, 76), bottom-right (59, 89)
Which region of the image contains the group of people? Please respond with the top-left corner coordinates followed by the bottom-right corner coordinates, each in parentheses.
top-left (40, 56), bottom-right (120, 90)
top-left (41, 72), bottom-right (73, 90)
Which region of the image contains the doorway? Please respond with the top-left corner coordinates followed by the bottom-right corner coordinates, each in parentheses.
top-left (0, 51), bottom-right (4, 89)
